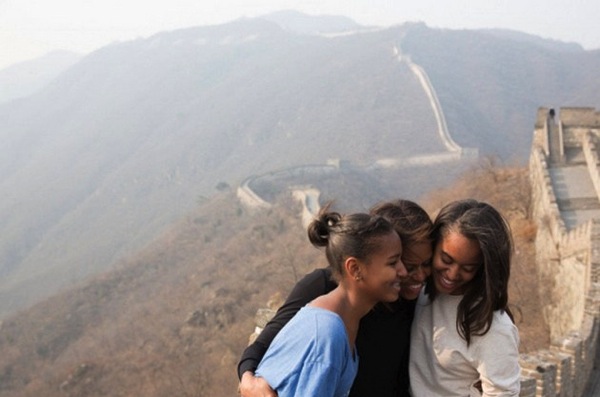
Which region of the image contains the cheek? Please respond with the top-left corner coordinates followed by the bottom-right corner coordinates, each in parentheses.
top-left (374, 265), bottom-right (396, 279)
top-left (431, 257), bottom-right (446, 272)
top-left (408, 267), bottom-right (431, 282)
top-left (460, 271), bottom-right (477, 283)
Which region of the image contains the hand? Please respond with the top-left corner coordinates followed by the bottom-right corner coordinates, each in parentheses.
top-left (238, 371), bottom-right (277, 397)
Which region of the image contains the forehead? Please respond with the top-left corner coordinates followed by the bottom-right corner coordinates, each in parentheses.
top-left (403, 241), bottom-right (432, 264)
top-left (373, 230), bottom-right (402, 253)
top-left (438, 230), bottom-right (481, 264)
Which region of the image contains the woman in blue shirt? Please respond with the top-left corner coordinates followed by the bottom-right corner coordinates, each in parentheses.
top-left (254, 204), bottom-right (408, 397)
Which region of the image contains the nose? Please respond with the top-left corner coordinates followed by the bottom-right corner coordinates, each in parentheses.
top-left (396, 259), bottom-right (408, 278)
top-left (445, 264), bottom-right (460, 281)
top-left (413, 266), bottom-right (428, 282)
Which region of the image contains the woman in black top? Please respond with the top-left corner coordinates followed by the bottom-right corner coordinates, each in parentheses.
top-left (237, 199), bottom-right (433, 397)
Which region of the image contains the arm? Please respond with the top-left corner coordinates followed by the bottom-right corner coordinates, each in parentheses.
top-left (237, 268), bottom-right (336, 378)
top-left (477, 315), bottom-right (521, 396)
top-left (238, 371), bottom-right (277, 397)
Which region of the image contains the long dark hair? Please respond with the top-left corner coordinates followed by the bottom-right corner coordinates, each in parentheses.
top-left (428, 199), bottom-right (513, 345)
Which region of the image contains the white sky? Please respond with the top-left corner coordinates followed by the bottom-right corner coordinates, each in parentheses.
top-left (1, 0), bottom-right (599, 70)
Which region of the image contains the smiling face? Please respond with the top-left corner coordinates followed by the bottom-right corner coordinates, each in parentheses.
top-left (360, 230), bottom-right (406, 304)
top-left (399, 241), bottom-right (432, 300)
top-left (432, 230), bottom-right (482, 295)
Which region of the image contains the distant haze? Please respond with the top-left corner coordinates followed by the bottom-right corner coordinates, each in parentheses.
top-left (1, 0), bottom-right (600, 69)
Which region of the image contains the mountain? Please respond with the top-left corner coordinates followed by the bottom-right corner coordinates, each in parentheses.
top-left (261, 9), bottom-right (364, 34)
top-left (400, 23), bottom-right (600, 161)
top-left (1, 13), bottom-right (600, 319)
top-left (478, 28), bottom-right (584, 52)
top-left (0, 50), bottom-right (81, 104)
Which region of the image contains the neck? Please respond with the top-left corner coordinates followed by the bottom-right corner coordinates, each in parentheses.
top-left (310, 285), bottom-right (375, 346)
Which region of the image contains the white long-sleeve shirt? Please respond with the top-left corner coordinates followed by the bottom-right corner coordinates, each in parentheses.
top-left (409, 290), bottom-right (520, 397)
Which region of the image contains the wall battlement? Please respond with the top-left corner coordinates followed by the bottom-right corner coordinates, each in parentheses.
top-left (523, 106), bottom-right (600, 397)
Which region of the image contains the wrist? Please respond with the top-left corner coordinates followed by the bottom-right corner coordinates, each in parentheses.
top-left (239, 371), bottom-right (257, 393)
top-left (241, 371), bottom-right (256, 381)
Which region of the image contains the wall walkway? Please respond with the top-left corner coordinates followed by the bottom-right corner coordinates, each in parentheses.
top-left (524, 107), bottom-right (600, 397)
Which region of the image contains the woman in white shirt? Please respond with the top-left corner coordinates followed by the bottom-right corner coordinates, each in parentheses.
top-left (409, 199), bottom-right (520, 397)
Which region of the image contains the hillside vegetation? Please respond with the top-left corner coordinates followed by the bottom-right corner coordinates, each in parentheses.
top-left (0, 160), bottom-right (547, 396)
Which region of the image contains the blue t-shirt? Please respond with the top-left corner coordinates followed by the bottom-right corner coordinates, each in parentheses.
top-left (255, 306), bottom-right (359, 397)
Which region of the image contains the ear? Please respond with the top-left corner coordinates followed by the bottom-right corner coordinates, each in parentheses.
top-left (345, 257), bottom-right (362, 281)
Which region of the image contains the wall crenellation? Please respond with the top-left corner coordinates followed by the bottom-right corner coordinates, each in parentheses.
top-left (582, 132), bottom-right (600, 199)
top-left (559, 221), bottom-right (592, 258)
top-left (529, 148), bottom-right (567, 240)
top-left (522, 107), bottom-right (600, 397)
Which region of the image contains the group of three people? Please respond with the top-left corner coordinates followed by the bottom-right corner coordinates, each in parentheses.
top-left (236, 198), bottom-right (521, 397)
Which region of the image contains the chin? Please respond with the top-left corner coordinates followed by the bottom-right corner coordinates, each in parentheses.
top-left (382, 291), bottom-right (401, 303)
top-left (401, 292), bottom-right (420, 301)
top-left (434, 280), bottom-right (459, 295)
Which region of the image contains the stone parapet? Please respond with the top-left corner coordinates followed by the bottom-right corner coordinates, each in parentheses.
top-left (529, 148), bottom-right (566, 240)
top-left (582, 132), bottom-right (600, 199)
top-left (519, 376), bottom-right (538, 397)
top-left (520, 354), bottom-right (557, 397)
top-left (559, 108), bottom-right (600, 128)
top-left (525, 107), bottom-right (600, 396)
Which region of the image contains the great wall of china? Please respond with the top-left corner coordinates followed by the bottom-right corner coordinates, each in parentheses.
top-left (237, 45), bottom-right (477, 211)
top-left (520, 107), bottom-right (600, 397)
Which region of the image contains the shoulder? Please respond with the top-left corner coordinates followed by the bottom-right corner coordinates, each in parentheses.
top-left (303, 308), bottom-right (347, 340)
top-left (301, 306), bottom-right (345, 329)
top-left (492, 310), bottom-right (519, 333)
top-left (270, 307), bottom-right (344, 347)
top-left (490, 310), bottom-right (520, 341)
top-left (473, 310), bottom-right (520, 352)
top-left (280, 308), bottom-right (349, 363)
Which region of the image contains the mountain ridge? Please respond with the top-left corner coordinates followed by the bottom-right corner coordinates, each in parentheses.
top-left (0, 50), bottom-right (81, 104)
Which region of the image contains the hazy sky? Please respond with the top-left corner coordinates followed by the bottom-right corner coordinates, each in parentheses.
top-left (1, 0), bottom-right (599, 70)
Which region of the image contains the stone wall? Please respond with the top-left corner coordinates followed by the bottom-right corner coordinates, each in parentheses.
top-left (559, 108), bottom-right (600, 128)
top-left (582, 132), bottom-right (600, 199)
top-left (521, 107), bottom-right (600, 397)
